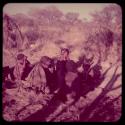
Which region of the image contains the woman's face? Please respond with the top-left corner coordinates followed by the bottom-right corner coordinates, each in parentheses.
top-left (46, 61), bottom-right (51, 68)
top-left (17, 58), bottom-right (24, 65)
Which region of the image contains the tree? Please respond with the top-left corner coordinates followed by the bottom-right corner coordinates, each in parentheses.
top-left (90, 4), bottom-right (121, 30)
top-left (84, 27), bottom-right (114, 62)
top-left (28, 6), bottom-right (63, 25)
top-left (65, 12), bottom-right (79, 24)
top-left (3, 14), bottom-right (24, 50)
top-left (25, 30), bottom-right (39, 43)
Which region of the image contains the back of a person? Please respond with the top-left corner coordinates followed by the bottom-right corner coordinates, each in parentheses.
top-left (26, 63), bottom-right (46, 91)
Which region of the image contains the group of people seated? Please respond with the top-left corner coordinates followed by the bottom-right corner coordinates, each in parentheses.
top-left (3, 48), bottom-right (103, 103)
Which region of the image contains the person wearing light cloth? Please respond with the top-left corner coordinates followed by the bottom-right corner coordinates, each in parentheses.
top-left (13, 54), bottom-right (30, 80)
top-left (25, 56), bottom-right (51, 94)
top-left (3, 53), bottom-right (33, 89)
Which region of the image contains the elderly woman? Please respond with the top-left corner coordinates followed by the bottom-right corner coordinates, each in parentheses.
top-left (25, 56), bottom-right (51, 94)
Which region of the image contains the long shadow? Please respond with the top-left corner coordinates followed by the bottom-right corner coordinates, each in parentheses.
top-left (79, 66), bottom-right (120, 121)
top-left (47, 66), bottom-right (112, 122)
top-left (80, 64), bottom-right (113, 97)
top-left (86, 94), bottom-right (121, 122)
top-left (49, 65), bottom-right (116, 121)
top-left (23, 92), bottom-right (64, 122)
top-left (22, 64), bottom-right (114, 122)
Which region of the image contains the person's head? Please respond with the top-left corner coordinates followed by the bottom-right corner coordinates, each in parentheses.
top-left (40, 56), bottom-right (51, 68)
top-left (16, 53), bottom-right (27, 65)
top-left (61, 48), bottom-right (69, 59)
top-left (48, 59), bottom-right (53, 67)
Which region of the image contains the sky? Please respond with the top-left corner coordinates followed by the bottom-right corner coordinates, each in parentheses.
top-left (3, 3), bottom-right (114, 21)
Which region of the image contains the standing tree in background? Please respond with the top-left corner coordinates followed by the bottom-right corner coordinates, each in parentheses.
top-left (3, 14), bottom-right (24, 51)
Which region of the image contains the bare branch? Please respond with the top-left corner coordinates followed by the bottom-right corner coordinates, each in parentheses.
top-left (110, 85), bottom-right (122, 91)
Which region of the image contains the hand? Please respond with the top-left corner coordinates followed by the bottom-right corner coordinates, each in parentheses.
top-left (59, 56), bottom-right (64, 61)
top-left (54, 88), bottom-right (60, 94)
top-left (49, 67), bottom-right (54, 73)
top-left (5, 77), bottom-right (9, 81)
top-left (45, 87), bottom-right (50, 94)
top-left (15, 79), bottom-right (22, 84)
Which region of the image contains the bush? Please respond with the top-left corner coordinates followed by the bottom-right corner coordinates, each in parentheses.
top-left (25, 30), bottom-right (39, 43)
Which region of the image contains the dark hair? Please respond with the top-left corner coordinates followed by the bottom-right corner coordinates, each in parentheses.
top-left (16, 53), bottom-right (26, 60)
top-left (40, 56), bottom-right (51, 65)
top-left (61, 48), bottom-right (69, 54)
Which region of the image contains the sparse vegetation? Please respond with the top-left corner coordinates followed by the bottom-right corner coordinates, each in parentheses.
top-left (3, 4), bottom-right (122, 122)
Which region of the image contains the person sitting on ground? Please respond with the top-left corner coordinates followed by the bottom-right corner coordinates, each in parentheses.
top-left (25, 56), bottom-right (51, 94)
top-left (42, 58), bottom-right (58, 94)
top-left (10, 53), bottom-right (33, 81)
top-left (3, 54), bottom-right (33, 89)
